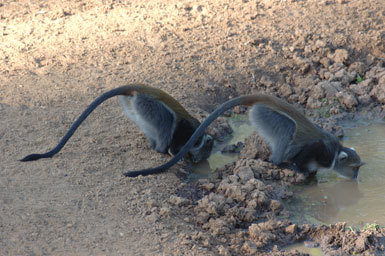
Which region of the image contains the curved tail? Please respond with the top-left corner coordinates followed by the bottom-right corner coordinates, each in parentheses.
top-left (20, 86), bottom-right (133, 161)
top-left (123, 96), bottom-right (247, 177)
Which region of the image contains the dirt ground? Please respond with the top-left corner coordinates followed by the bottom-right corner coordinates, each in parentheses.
top-left (1, 0), bottom-right (385, 255)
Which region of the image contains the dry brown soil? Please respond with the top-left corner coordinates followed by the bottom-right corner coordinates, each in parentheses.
top-left (1, 0), bottom-right (385, 255)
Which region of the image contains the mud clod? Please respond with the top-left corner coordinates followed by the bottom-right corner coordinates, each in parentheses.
top-left (169, 195), bottom-right (191, 207)
top-left (331, 49), bottom-right (349, 64)
top-left (336, 91), bottom-right (358, 109)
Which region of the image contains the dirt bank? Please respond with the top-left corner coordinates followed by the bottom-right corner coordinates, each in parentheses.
top-left (1, 0), bottom-right (384, 255)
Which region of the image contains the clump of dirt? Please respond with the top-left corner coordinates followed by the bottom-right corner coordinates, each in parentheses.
top-left (239, 132), bottom-right (271, 161)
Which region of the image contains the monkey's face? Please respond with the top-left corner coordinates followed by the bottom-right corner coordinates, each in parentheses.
top-left (188, 134), bottom-right (214, 163)
top-left (334, 147), bottom-right (365, 180)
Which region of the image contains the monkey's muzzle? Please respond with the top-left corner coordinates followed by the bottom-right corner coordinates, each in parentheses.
top-left (352, 161), bottom-right (365, 180)
top-left (353, 167), bottom-right (359, 180)
top-left (189, 134), bottom-right (214, 163)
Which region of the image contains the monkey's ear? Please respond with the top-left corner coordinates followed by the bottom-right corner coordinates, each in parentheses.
top-left (338, 151), bottom-right (348, 161)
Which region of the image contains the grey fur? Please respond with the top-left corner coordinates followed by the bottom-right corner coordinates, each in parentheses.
top-left (120, 94), bottom-right (176, 153)
top-left (249, 104), bottom-right (297, 165)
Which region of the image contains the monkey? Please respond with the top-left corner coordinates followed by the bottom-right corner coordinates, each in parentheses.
top-left (124, 94), bottom-right (364, 179)
top-left (20, 85), bottom-right (214, 168)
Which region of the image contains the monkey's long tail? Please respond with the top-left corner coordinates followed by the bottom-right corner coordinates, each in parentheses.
top-left (20, 87), bottom-right (131, 162)
top-left (123, 96), bottom-right (252, 177)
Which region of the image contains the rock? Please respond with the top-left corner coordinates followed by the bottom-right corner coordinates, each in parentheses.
top-left (159, 207), bottom-right (171, 217)
top-left (336, 92), bottom-right (357, 109)
top-left (358, 95), bottom-right (372, 105)
top-left (365, 66), bottom-right (385, 79)
top-left (247, 199), bottom-right (258, 209)
top-left (248, 224), bottom-right (260, 240)
top-left (320, 57), bottom-right (332, 68)
top-left (200, 182), bottom-right (215, 191)
top-left (285, 224), bottom-right (297, 234)
top-left (332, 69), bottom-right (356, 86)
top-left (270, 199), bottom-right (282, 212)
top-left (306, 97), bottom-right (322, 109)
top-left (295, 173), bottom-right (306, 183)
top-left (235, 166), bottom-right (255, 183)
top-left (242, 241), bottom-right (259, 254)
top-left (349, 78), bottom-right (374, 95)
top-left (145, 212), bottom-right (159, 222)
top-left (294, 75), bottom-right (317, 92)
top-left (209, 193), bottom-right (227, 207)
top-left (370, 75), bottom-right (385, 104)
top-left (314, 40), bottom-right (326, 49)
top-left (247, 178), bottom-right (266, 190)
top-left (354, 235), bottom-right (368, 253)
top-left (217, 245), bottom-right (231, 256)
top-left (278, 84), bottom-right (293, 97)
top-left (308, 83), bottom-right (325, 99)
top-left (239, 133), bottom-right (270, 161)
top-left (168, 195), bottom-right (190, 207)
top-left (196, 212), bottom-right (210, 224)
top-left (293, 54), bottom-right (313, 74)
top-left (146, 199), bottom-right (157, 208)
top-left (328, 63), bottom-right (345, 76)
top-left (205, 218), bottom-right (230, 235)
top-left (282, 168), bottom-right (295, 177)
top-left (332, 49), bottom-right (349, 64)
top-left (260, 75), bottom-right (274, 87)
top-left (315, 81), bottom-right (340, 99)
top-left (321, 234), bottom-right (334, 246)
top-left (239, 207), bottom-right (257, 222)
top-left (196, 193), bottom-right (226, 215)
top-left (251, 191), bottom-right (268, 206)
top-left (329, 106), bottom-right (341, 115)
top-left (218, 181), bottom-right (246, 202)
top-left (348, 61), bottom-right (365, 75)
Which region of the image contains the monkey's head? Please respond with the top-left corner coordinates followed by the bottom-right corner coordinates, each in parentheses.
top-left (334, 147), bottom-right (365, 180)
top-left (188, 134), bottom-right (214, 163)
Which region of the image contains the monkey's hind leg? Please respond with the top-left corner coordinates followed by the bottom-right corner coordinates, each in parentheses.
top-left (249, 104), bottom-right (296, 165)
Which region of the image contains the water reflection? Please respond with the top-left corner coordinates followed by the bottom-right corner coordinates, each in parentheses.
top-left (283, 242), bottom-right (323, 256)
top-left (287, 179), bottom-right (363, 224)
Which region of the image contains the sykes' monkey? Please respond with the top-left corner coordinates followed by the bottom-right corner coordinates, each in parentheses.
top-left (21, 85), bottom-right (214, 166)
top-left (124, 94), bottom-right (364, 179)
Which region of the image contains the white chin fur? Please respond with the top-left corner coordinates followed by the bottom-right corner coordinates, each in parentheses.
top-left (338, 151), bottom-right (348, 160)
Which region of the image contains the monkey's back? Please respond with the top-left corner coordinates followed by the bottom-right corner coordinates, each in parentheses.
top-left (242, 94), bottom-right (324, 144)
top-left (125, 85), bottom-right (201, 128)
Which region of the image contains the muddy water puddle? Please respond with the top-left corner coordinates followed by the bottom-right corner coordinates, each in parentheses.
top-left (283, 242), bottom-right (323, 256)
top-left (285, 121), bottom-right (385, 227)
